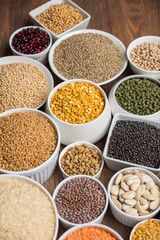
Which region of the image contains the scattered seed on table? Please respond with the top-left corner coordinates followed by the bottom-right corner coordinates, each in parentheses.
top-left (55, 177), bottom-right (106, 224)
top-left (53, 33), bottom-right (123, 83)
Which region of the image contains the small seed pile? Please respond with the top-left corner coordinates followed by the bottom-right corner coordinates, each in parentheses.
top-left (115, 78), bottom-right (160, 115)
top-left (107, 121), bottom-right (160, 168)
top-left (110, 169), bottom-right (160, 216)
top-left (36, 4), bottom-right (84, 35)
top-left (130, 42), bottom-right (160, 71)
top-left (55, 177), bottom-right (106, 224)
top-left (0, 112), bottom-right (57, 171)
top-left (61, 144), bottom-right (102, 176)
top-left (0, 63), bottom-right (47, 113)
top-left (131, 219), bottom-right (160, 240)
top-left (50, 82), bottom-right (105, 124)
top-left (53, 33), bottom-right (123, 83)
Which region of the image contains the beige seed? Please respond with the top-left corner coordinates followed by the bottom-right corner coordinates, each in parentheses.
top-left (125, 208), bottom-right (138, 215)
top-left (139, 197), bottom-right (148, 205)
top-left (135, 184), bottom-right (145, 201)
top-left (139, 210), bottom-right (150, 216)
top-left (142, 201), bottom-right (149, 210)
top-left (149, 198), bottom-right (160, 210)
top-left (111, 196), bottom-right (122, 210)
top-left (122, 203), bottom-right (131, 211)
top-left (150, 187), bottom-right (160, 198)
top-left (135, 201), bottom-right (143, 212)
top-left (115, 173), bottom-right (123, 185)
top-left (124, 199), bottom-right (137, 206)
top-left (146, 181), bottom-right (155, 190)
top-left (122, 191), bottom-right (136, 199)
top-left (121, 181), bottom-right (129, 192)
top-left (140, 174), bottom-right (154, 184)
top-left (110, 185), bottom-right (119, 196)
top-left (143, 191), bottom-right (157, 201)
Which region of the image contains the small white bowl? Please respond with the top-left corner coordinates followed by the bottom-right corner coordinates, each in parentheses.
top-left (0, 108), bottom-right (61, 184)
top-left (127, 36), bottom-right (160, 79)
top-left (59, 141), bottom-right (104, 179)
top-left (48, 29), bottom-right (127, 86)
top-left (0, 174), bottom-right (59, 240)
top-left (45, 79), bottom-right (111, 145)
top-left (103, 113), bottom-right (160, 174)
top-left (9, 26), bottom-right (52, 65)
top-left (58, 223), bottom-right (123, 240)
top-left (108, 75), bottom-right (160, 122)
top-left (108, 167), bottom-right (160, 227)
top-left (0, 56), bottom-right (53, 111)
top-left (129, 218), bottom-right (160, 240)
top-left (29, 0), bottom-right (91, 42)
top-left (53, 175), bottom-right (108, 229)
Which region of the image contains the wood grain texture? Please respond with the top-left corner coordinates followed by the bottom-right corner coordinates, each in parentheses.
top-left (0, 0), bottom-right (159, 239)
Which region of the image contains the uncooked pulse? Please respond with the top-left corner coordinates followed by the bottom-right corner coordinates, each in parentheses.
top-left (0, 62), bottom-right (47, 113)
top-left (0, 112), bottom-right (57, 171)
top-left (53, 33), bottom-right (123, 83)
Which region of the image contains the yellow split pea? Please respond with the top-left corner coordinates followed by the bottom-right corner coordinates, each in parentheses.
top-left (50, 82), bottom-right (105, 124)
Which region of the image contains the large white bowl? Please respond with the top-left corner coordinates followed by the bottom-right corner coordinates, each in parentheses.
top-left (58, 223), bottom-right (124, 240)
top-left (0, 174), bottom-right (59, 240)
top-left (46, 79), bottom-right (111, 145)
top-left (108, 167), bottom-right (160, 227)
top-left (103, 113), bottom-right (160, 174)
top-left (108, 75), bottom-right (160, 122)
top-left (29, 0), bottom-right (91, 42)
top-left (59, 141), bottom-right (104, 179)
top-left (127, 36), bottom-right (160, 79)
top-left (9, 26), bottom-right (52, 65)
top-left (53, 175), bottom-right (108, 229)
top-left (0, 108), bottom-right (61, 184)
top-left (48, 29), bottom-right (127, 86)
top-left (0, 56), bottom-right (54, 111)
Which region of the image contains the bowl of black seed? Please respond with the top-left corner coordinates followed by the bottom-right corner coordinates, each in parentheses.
top-left (108, 75), bottom-right (160, 122)
top-left (53, 175), bottom-right (108, 229)
top-left (103, 113), bottom-right (160, 174)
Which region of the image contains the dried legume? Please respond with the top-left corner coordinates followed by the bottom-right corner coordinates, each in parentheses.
top-left (107, 121), bottom-right (160, 168)
top-left (36, 4), bottom-right (84, 35)
top-left (115, 78), bottom-right (160, 115)
top-left (0, 63), bottom-right (47, 113)
top-left (50, 82), bottom-right (105, 124)
top-left (55, 177), bottom-right (106, 224)
top-left (131, 219), bottom-right (160, 240)
top-left (130, 42), bottom-right (160, 71)
top-left (64, 227), bottom-right (118, 240)
top-left (61, 144), bottom-right (102, 176)
top-left (53, 33), bottom-right (123, 83)
top-left (0, 112), bottom-right (58, 171)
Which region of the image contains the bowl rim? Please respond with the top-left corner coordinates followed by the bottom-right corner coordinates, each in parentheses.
top-left (48, 29), bottom-right (128, 86)
top-left (0, 108), bottom-right (61, 175)
top-left (9, 25), bottom-right (52, 57)
top-left (47, 79), bottom-right (109, 127)
top-left (108, 167), bottom-right (160, 220)
top-left (0, 174), bottom-right (59, 240)
top-left (58, 141), bottom-right (104, 178)
top-left (52, 174), bottom-right (108, 227)
top-left (127, 35), bottom-right (160, 73)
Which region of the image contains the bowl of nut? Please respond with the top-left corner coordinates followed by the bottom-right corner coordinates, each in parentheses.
top-left (108, 167), bottom-right (160, 227)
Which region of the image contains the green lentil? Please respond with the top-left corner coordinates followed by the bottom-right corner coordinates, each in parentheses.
top-left (115, 78), bottom-right (160, 115)
top-left (61, 144), bottom-right (102, 176)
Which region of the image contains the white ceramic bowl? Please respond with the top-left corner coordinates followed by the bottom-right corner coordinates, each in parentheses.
top-left (58, 223), bottom-right (124, 240)
top-left (108, 167), bottom-right (160, 227)
top-left (48, 29), bottom-right (127, 86)
top-left (53, 175), bottom-right (108, 229)
top-left (29, 0), bottom-right (91, 42)
top-left (127, 36), bottom-right (160, 79)
top-left (103, 113), bottom-right (160, 174)
top-left (59, 141), bottom-right (104, 179)
top-left (0, 174), bottom-right (59, 240)
top-left (129, 218), bottom-right (160, 240)
top-left (108, 75), bottom-right (160, 122)
top-left (0, 108), bottom-right (61, 184)
top-left (0, 56), bottom-right (53, 111)
top-left (9, 26), bottom-right (52, 65)
top-left (46, 79), bottom-right (111, 145)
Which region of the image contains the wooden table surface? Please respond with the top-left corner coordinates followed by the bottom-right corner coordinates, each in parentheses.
top-left (0, 0), bottom-right (160, 239)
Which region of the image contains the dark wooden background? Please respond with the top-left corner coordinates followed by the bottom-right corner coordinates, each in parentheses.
top-left (0, 0), bottom-right (159, 239)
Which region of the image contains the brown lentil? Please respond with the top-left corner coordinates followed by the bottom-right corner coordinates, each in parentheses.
top-left (130, 42), bottom-right (160, 71)
top-left (36, 4), bottom-right (84, 35)
top-left (55, 177), bottom-right (106, 224)
top-left (0, 63), bottom-right (47, 113)
top-left (53, 33), bottom-right (123, 83)
top-left (61, 144), bottom-right (102, 176)
top-left (50, 82), bottom-right (105, 124)
top-left (0, 112), bottom-right (57, 171)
